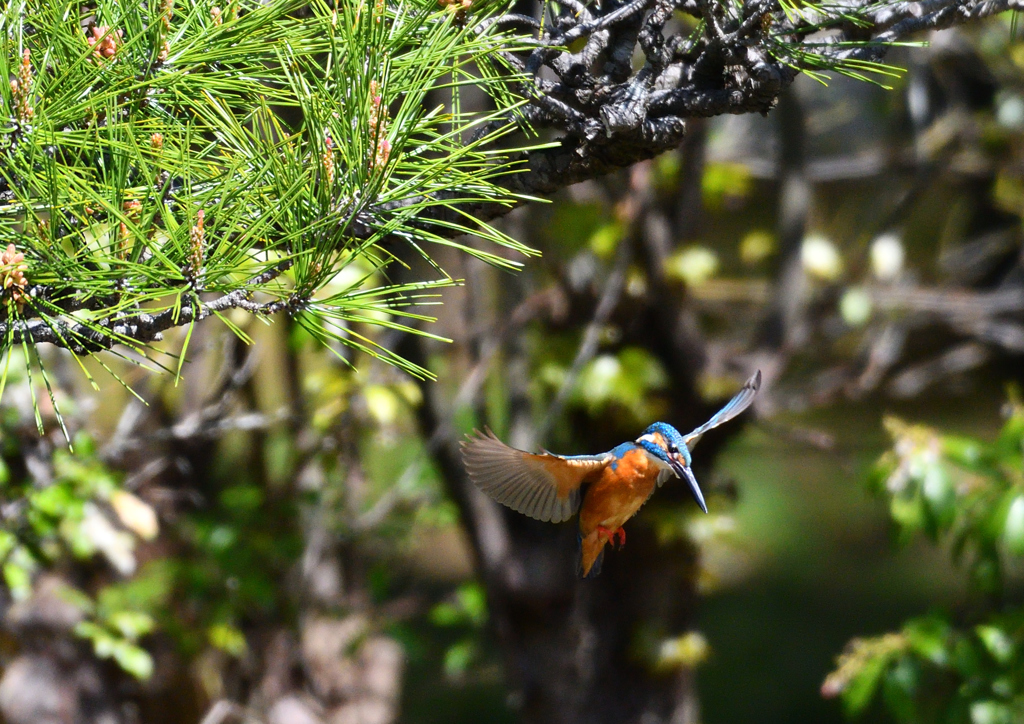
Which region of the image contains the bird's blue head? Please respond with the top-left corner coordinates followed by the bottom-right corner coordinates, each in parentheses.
top-left (635, 422), bottom-right (707, 513)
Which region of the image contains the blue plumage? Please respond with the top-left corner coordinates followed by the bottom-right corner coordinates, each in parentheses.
top-left (636, 422), bottom-right (692, 466)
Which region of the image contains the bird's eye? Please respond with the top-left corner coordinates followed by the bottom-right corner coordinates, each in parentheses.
top-left (669, 445), bottom-right (677, 453)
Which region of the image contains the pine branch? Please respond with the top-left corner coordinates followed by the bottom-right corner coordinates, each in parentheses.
top-left (0, 0), bottom-right (1019, 386)
top-left (345, 0), bottom-right (1021, 243)
top-left (0, 0), bottom-right (533, 393)
top-left (484, 0), bottom-right (1022, 200)
top-left (0, 263), bottom-right (294, 354)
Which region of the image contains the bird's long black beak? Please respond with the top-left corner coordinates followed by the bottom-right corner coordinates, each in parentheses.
top-left (670, 455), bottom-right (708, 514)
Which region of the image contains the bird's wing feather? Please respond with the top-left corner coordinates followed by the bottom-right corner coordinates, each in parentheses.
top-left (683, 370), bottom-right (761, 447)
top-left (461, 430), bottom-right (610, 523)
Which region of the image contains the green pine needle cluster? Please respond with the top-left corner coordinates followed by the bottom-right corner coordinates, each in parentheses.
top-left (0, 0), bottom-right (534, 427)
top-left (766, 0), bottom-right (921, 87)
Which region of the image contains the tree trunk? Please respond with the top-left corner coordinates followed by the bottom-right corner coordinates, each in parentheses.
top-left (401, 132), bottom-right (752, 724)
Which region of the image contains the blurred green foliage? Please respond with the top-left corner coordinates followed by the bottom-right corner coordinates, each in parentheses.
top-left (0, 322), bottom-right (467, 691)
top-left (0, 423), bottom-right (158, 678)
top-left (430, 582), bottom-right (488, 680)
top-left (702, 163), bottom-right (753, 211)
top-left (572, 348), bottom-right (668, 422)
top-left (824, 397), bottom-right (1024, 723)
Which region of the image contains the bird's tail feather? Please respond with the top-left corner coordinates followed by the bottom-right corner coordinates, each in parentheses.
top-left (577, 531), bottom-right (605, 579)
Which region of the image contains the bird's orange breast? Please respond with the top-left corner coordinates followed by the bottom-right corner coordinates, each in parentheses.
top-left (578, 448), bottom-right (661, 534)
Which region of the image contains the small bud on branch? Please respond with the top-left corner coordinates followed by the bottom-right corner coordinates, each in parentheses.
top-left (190, 210), bottom-right (205, 285)
top-left (368, 81), bottom-right (391, 172)
top-left (0, 244), bottom-right (28, 310)
top-left (157, 0), bottom-right (174, 62)
top-left (10, 49), bottom-right (34, 124)
top-left (323, 135), bottom-right (336, 185)
top-left (161, 0), bottom-right (174, 31)
top-left (87, 26), bottom-right (123, 61)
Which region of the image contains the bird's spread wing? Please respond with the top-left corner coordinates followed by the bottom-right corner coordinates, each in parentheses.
top-left (461, 430), bottom-right (610, 523)
top-left (683, 370), bottom-right (761, 447)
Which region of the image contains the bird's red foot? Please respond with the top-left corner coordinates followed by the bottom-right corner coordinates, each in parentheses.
top-left (596, 525), bottom-right (626, 550)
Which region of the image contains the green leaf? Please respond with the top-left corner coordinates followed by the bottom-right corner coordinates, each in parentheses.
top-left (76, 618), bottom-right (154, 679)
top-left (941, 435), bottom-right (985, 469)
top-left (74, 621), bottom-right (109, 644)
top-left (0, 530), bottom-right (17, 561)
top-left (589, 222), bottom-right (624, 260)
top-left (904, 617), bottom-right (950, 666)
top-left (107, 611), bottom-right (155, 641)
top-left (208, 623), bottom-right (248, 657)
top-left (1002, 494), bottom-right (1024, 556)
top-left (841, 651), bottom-right (890, 717)
top-left (219, 485), bottom-right (264, 513)
top-left (97, 560), bottom-right (175, 616)
top-left (951, 635), bottom-right (983, 679)
top-left (111, 641), bottom-right (154, 681)
top-left (975, 625), bottom-right (1015, 665)
top-left (972, 555), bottom-right (1002, 595)
top-left (430, 602), bottom-right (463, 627)
top-left (970, 701), bottom-right (1013, 724)
top-left (665, 246), bottom-right (720, 287)
top-left (890, 494), bottom-right (925, 539)
top-left (2, 560), bottom-right (32, 600)
top-left (442, 638), bottom-right (478, 679)
top-left (54, 584), bottom-right (96, 616)
top-left (574, 347), bottom-right (668, 421)
top-left (881, 659), bottom-right (918, 723)
top-left (922, 463), bottom-right (956, 532)
top-left (30, 483), bottom-right (78, 520)
top-left (431, 583), bottom-right (488, 628)
top-left (456, 583), bottom-right (487, 627)
top-left (702, 163), bottom-right (752, 209)
top-left (995, 405), bottom-right (1024, 460)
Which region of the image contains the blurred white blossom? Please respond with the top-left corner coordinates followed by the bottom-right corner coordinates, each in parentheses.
top-left (110, 491), bottom-right (159, 541)
top-left (996, 93), bottom-right (1024, 130)
top-left (665, 246), bottom-right (719, 287)
top-left (801, 234), bottom-right (843, 281)
top-left (657, 632), bottom-right (709, 670)
top-left (870, 233), bottom-right (904, 281)
top-left (80, 503), bottom-right (136, 575)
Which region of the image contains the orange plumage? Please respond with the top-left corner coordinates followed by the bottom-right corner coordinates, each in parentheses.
top-left (577, 448), bottom-right (660, 576)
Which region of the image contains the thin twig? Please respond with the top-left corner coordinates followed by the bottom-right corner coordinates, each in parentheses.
top-left (537, 235), bottom-right (632, 441)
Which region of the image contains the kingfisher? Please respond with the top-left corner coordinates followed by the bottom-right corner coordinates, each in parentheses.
top-left (461, 371), bottom-right (760, 577)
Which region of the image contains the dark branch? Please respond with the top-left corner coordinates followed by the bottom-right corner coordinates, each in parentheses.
top-left (375, 0), bottom-right (1017, 238)
top-left (0, 263), bottom-right (295, 353)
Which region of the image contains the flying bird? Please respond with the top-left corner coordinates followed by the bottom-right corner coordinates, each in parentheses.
top-left (461, 370), bottom-right (761, 578)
